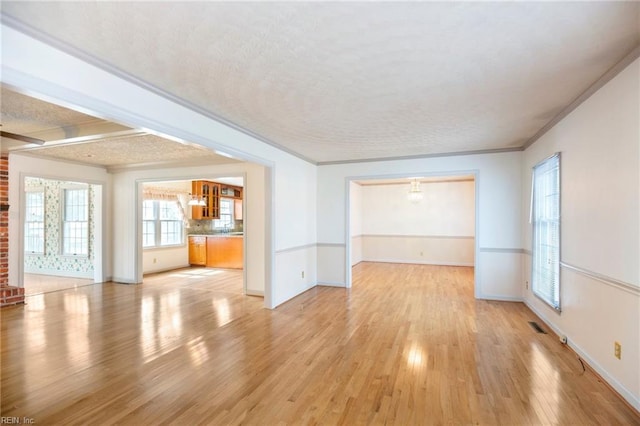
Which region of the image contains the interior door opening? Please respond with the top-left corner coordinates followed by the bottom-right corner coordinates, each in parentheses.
top-left (348, 174), bottom-right (477, 294)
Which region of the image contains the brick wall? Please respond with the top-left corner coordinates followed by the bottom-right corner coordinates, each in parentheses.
top-left (1, 154), bottom-right (25, 307)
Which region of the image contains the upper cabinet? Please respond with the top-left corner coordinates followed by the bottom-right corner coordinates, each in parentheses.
top-left (191, 180), bottom-right (243, 220)
top-left (192, 180), bottom-right (220, 219)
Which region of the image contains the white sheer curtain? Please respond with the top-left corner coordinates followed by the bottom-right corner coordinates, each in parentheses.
top-left (142, 187), bottom-right (190, 228)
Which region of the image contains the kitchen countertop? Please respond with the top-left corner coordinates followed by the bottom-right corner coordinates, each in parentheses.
top-left (188, 233), bottom-right (243, 238)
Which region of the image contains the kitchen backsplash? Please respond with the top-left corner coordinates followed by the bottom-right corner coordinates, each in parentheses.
top-left (188, 219), bottom-right (243, 234)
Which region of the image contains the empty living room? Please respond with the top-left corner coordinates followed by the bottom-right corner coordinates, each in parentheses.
top-left (1, 2), bottom-right (639, 425)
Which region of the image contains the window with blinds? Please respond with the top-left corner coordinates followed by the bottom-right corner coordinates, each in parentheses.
top-left (531, 153), bottom-right (561, 310)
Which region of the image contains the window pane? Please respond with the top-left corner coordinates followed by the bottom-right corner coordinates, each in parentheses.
top-left (532, 154), bottom-right (560, 310)
top-left (214, 199), bottom-right (233, 229)
top-left (25, 191), bottom-right (45, 254)
top-left (143, 200), bottom-right (156, 220)
top-left (63, 188), bottom-right (89, 256)
top-left (143, 221), bottom-right (156, 247)
top-left (161, 221), bottom-right (182, 245)
top-left (143, 200), bottom-right (183, 248)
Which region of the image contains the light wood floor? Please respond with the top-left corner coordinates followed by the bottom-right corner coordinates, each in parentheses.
top-left (2, 263), bottom-right (638, 425)
top-left (23, 273), bottom-right (95, 296)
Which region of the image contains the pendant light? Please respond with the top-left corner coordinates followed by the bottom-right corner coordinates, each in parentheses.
top-left (407, 178), bottom-right (423, 203)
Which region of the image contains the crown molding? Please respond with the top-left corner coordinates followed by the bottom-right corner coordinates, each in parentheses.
top-left (317, 147), bottom-right (523, 166)
top-left (0, 13), bottom-right (318, 166)
top-left (523, 44), bottom-right (640, 150)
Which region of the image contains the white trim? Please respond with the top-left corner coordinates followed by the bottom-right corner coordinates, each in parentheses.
top-left (320, 147), bottom-right (522, 166)
top-left (478, 294), bottom-right (523, 302)
top-left (317, 281), bottom-right (346, 288)
top-left (561, 262), bottom-right (639, 296)
top-left (1, 14), bottom-right (318, 166)
top-left (479, 247), bottom-right (526, 254)
top-left (524, 300), bottom-right (640, 411)
top-left (362, 259), bottom-right (474, 267)
top-left (363, 234), bottom-right (475, 240)
top-left (275, 243), bottom-right (317, 254)
top-left (523, 45), bottom-right (640, 150)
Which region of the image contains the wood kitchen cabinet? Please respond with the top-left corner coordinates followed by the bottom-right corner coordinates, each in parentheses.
top-left (191, 180), bottom-right (220, 219)
top-left (188, 236), bottom-right (207, 266)
top-left (206, 236), bottom-right (243, 269)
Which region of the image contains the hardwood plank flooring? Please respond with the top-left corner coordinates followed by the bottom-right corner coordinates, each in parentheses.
top-left (23, 273), bottom-right (95, 296)
top-left (2, 263), bottom-right (638, 425)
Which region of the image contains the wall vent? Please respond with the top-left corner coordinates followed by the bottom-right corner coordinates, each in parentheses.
top-left (528, 321), bottom-right (547, 334)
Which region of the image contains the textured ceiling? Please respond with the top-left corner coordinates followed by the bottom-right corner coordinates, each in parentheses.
top-left (26, 133), bottom-right (238, 169)
top-left (2, 2), bottom-right (639, 163)
top-left (1, 87), bottom-right (102, 135)
top-left (1, 87), bottom-right (238, 168)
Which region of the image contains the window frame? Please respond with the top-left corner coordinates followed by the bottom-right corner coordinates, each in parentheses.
top-left (213, 198), bottom-right (234, 229)
top-left (24, 188), bottom-right (45, 255)
top-left (531, 152), bottom-right (561, 311)
top-left (61, 185), bottom-right (90, 257)
top-left (142, 199), bottom-right (185, 249)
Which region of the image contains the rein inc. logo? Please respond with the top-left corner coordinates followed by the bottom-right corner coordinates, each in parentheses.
top-left (1, 418), bottom-right (35, 424)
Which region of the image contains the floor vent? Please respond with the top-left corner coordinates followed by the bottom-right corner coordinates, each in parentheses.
top-left (528, 321), bottom-right (547, 334)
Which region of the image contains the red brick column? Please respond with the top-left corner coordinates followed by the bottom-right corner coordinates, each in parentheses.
top-left (1, 154), bottom-right (25, 307)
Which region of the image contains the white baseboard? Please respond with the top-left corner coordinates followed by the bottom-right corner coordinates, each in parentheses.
top-left (24, 268), bottom-right (93, 279)
top-left (363, 258), bottom-right (474, 267)
top-left (317, 281), bottom-right (346, 288)
top-left (479, 294), bottom-right (523, 302)
top-left (524, 300), bottom-right (640, 412)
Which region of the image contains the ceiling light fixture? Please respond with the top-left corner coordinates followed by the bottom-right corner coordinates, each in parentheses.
top-left (408, 178), bottom-right (423, 203)
top-left (188, 193), bottom-right (206, 206)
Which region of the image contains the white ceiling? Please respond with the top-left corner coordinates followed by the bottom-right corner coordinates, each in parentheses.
top-left (2, 2), bottom-right (639, 164)
top-left (1, 87), bottom-right (239, 170)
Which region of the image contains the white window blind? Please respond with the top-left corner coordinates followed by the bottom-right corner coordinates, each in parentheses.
top-left (531, 153), bottom-right (561, 310)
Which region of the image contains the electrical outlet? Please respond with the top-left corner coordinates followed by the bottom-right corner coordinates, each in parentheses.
top-left (301, 270), bottom-right (305, 279)
top-left (525, 280), bottom-right (529, 289)
top-left (420, 251), bottom-right (423, 256)
top-left (153, 258), bottom-right (157, 264)
top-left (614, 342), bottom-right (621, 359)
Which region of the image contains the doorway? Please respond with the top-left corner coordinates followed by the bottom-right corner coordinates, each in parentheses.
top-left (140, 176), bottom-right (247, 296)
top-left (23, 176), bottom-right (103, 296)
top-left (348, 174), bottom-right (477, 292)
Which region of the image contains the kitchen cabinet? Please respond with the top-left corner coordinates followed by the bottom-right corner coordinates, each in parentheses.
top-left (220, 185), bottom-right (243, 199)
top-left (234, 199), bottom-right (243, 220)
top-left (188, 236), bottom-right (207, 266)
top-left (191, 181), bottom-right (220, 219)
top-left (206, 236), bottom-right (243, 269)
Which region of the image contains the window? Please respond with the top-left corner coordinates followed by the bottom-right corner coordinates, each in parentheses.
top-left (143, 200), bottom-right (184, 248)
top-left (213, 198), bottom-right (233, 229)
top-left (531, 153), bottom-right (561, 310)
top-left (62, 187), bottom-right (89, 256)
top-left (25, 190), bottom-right (45, 254)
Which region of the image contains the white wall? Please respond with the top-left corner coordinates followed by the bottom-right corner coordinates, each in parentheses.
top-left (522, 58), bottom-right (639, 410)
top-left (318, 151), bottom-right (522, 300)
top-left (349, 182), bottom-right (363, 266)
top-left (2, 25), bottom-right (318, 308)
top-left (8, 154), bottom-right (112, 286)
top-left (358, 180), bottom-right (474, 266)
